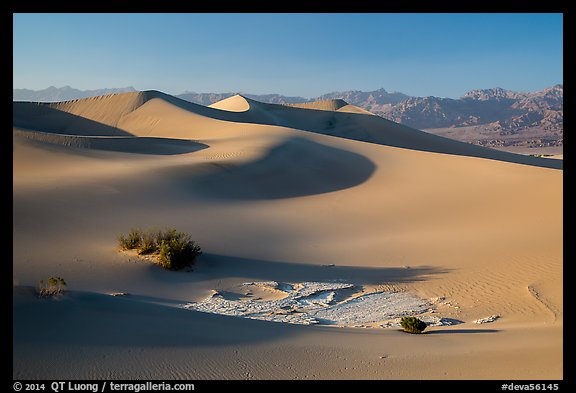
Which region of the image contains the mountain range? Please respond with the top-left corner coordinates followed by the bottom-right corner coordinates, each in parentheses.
top-left (13, 86), bottom-right (137, 102)
top-left (14, 85), bottom-right (562, 150)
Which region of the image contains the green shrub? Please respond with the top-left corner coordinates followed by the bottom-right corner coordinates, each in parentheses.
top-left (37, 276), bottom-right (67, 298)
top-left (156, 228), bottom-right (179, 244)
top-left (400, 316), bottom-right (427, 334)
top-left (138, 231), bottom-right (158, 255)
top-left (118, 227), bottom-right (201, 270)
top-left (158, 235), bottom-right (202, 270)
top-left (118, 228), bottom-right (143, 250)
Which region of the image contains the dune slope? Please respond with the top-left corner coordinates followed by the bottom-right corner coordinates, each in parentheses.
top-left (13, 90), bottom-right (562, 379)
top-left (15, 91), bottom-right (561, 169)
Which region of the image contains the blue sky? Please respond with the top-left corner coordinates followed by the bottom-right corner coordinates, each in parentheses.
top-left (13, 13), bottom-right (563, 98)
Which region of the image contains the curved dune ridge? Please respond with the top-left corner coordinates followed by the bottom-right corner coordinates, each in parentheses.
top-left (208, 94), bottom-right (251, 112)
top-left (51, 91), bottom-right (148, 127)
top-left (13, 101), bottom-right (133, 136)
top-left (14, 90), bottom-right (213, 134)
top-left (286, 99), bottom-right (349, 111)
top-left (286, 99), bottom-right (374, 115)
top-left (13, 90), bottom-right (215, 155)
top-left (13, 128), bottom-right (208, 155)
top-left (336, 104), bottom-right (376, 115)
top-left (190, 136), bottom-right (376, 200)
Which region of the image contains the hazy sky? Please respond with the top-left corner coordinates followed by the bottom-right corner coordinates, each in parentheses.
top-left (13, 13), bottom-right (563, 98)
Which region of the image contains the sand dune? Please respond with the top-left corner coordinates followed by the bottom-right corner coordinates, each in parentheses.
top-left (13, 101), bottom-right (132, 136)
top-left (287, 98), bottom-right (375, 115)
top-left (13, 90), bottom-right (562, 379)
top-left (208, 94), bottom-right (251, 112)
top-left (14, 128), bottom-right (207, 155)
top-left (15, 91), bottom-right (561, 169)
top-left (336, 104), bottom-right (376, 115)
top-left (190, 136), bottom-right (376, 200)
top-left (287, 98), bottom-right (349, 111)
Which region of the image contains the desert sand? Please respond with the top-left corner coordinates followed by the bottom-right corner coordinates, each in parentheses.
top-left (13, 91), bottom-right (562, 379)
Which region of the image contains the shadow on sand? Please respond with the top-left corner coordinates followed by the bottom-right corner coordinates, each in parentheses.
top-left (188, 137), bottom-right (376, 200)
top-left (145, 252), bottom-right (450, 287)
top-left (13, 253), bottom-right (448, 350)
top-left (426, 329), bottom-right (500, 334)
top-left (13, 102), bottom-right (133, 136)
top-left (13, 288), bottom-right (303, 348)
top-left (14, 129), bottom-right (209, 156)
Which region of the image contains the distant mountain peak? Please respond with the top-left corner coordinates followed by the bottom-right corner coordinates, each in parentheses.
top-left (461, 87), bottom-right (525, 101)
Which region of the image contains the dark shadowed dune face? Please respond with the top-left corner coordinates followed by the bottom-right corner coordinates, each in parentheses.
top-left (176, 137), bottom-right (376, 200)
top-left (13, 129), bottom-right (208, 156)
top-left (13, 102), bottom-right (133, 136)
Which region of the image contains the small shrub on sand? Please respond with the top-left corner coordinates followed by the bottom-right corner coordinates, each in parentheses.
top-left (138, 231), bottom-right (158, 255)
top-left (158, 235), bottom-right (202, 270)
top-left (156, 228), bottom-right (179, 243)
top-left (37, 276), bottom-right (67, 298)
top-left (400, 316), bottom-right (427, 334)
top-left (118, 227), bottom-right (202, 270)
top-left (118, 228), bottom-right (143, 250)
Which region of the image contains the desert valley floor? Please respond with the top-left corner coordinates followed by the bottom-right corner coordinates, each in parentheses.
top-left (13, 92), bottom-right (562, 379)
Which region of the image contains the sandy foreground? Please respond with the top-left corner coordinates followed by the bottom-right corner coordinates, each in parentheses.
top-left (13, 92), bottom-right (562, 379)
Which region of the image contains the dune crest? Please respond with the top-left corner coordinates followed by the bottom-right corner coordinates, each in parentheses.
top-left (209, 95), bottom-right (251, 112)
top-left (287, 99), bottom-right (374, 115)
top-left (50, 91), bottom-right (149, 128)
top-left (287, 99), bottom-right (349, 111)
